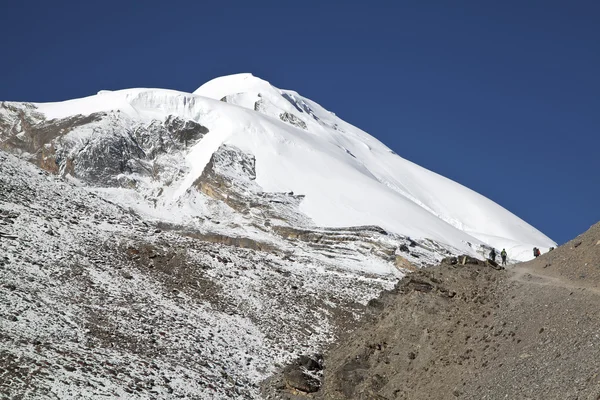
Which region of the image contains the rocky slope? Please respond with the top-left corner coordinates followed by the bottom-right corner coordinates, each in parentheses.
top-left (0, 150), bottom-right (400, 398)
top-left (283, 222), bottom-right (600, 400)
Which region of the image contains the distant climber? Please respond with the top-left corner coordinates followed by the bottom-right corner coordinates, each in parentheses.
top-left (501, 249), bottom-right (507, 265)
top-left (533, 247), bottom-right (541, 258)
top-left (489, 248), bottom-right (497, 262)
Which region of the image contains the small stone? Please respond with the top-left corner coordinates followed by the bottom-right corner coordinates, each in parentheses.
top-left (4, 283), bottom-right (16, 291)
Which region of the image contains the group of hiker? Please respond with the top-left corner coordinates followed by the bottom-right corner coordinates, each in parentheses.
top-left (488, 248), bottom-right (508, 266)
top-left (488, 246), bottom-right (551, 264)
top-left (533, 246), bottom-right (556, 257)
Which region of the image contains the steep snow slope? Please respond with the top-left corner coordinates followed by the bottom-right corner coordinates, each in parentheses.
top-left (30, 73), bottom-right (555, 260)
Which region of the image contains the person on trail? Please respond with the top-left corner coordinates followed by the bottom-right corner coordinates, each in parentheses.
top-left (533, 247), bottom-right (541, 258)
top-left (501, 249), bottom-right (507, 265)
top-left (489, 248), bottom-right (497, 262)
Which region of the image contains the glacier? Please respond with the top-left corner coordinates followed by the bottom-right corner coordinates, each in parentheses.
top-left (25, 73), bottom-right (556, 262)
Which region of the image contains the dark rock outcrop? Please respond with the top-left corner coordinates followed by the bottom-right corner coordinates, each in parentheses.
top-left (282, 355), bottom-right (324, 394)
top-left (0, 105), bottom-right (208, 187)
top-left (280, 112), bottom-right (308, 130)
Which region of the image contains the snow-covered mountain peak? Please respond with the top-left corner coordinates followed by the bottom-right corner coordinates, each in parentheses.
top-left (194, 73), bottom-right (275, 100)
top-left (193, 73), bottom-right (329, 128)
top-left (1, 74), bottom-right (556, 262)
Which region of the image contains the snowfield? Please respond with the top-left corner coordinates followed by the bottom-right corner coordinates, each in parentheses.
top-left (32, 73), bottom-right (555, 261)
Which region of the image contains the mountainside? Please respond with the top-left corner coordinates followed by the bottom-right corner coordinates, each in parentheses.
top-left (0, 73), bottom-right (560, 399)
top-left (0, 150), bottom-right (398, 398)
top-left (303, 222), bottom-right (600, 400)
top-left (1, 73), bottom-right (555, 263)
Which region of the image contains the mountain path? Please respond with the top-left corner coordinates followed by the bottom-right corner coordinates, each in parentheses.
top-left (509, 265), bottom-right (600, 295)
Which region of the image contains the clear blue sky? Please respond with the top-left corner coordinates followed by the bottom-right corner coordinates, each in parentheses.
top-left (1, 0), bottom-right (598, 244)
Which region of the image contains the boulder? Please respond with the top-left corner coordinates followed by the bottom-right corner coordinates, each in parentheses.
top-left (282, 354), bottom-right (323, 393)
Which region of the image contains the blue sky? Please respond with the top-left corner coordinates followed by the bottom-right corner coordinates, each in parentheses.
top-left (1, 0), bottom-right (598, 244)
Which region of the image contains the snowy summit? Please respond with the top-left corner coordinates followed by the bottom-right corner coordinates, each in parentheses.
top-left (10, 73), bottom-right (555, 263)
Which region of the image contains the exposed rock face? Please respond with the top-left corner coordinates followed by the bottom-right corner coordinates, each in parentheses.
top-left (194, 144), bottom-right (313, 229)
top-left (184, 231), bottom-right (278, 252)
top-left (272, 225), bottom-right (397, 263)
top-left (136, 115), bottom-right (208, 157)
top-left (394, 254), bottom-right (417, 272)
top-left (194, 144), bottom-right (260, 209)
top-left (0, 104), bottom-right (208, 187)
top-left (1, 102), bottom-right (102, 171)
top-left (279, 112), bottom-right (308, 130)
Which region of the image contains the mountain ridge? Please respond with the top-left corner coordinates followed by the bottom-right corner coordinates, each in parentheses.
top-left (1, 73), bottom-right (555, 262)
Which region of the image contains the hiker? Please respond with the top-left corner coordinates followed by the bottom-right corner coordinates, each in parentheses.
top-left (489, 248), bottom-right (496, 262)
top-left (501, 248), bottom-right (507, 265)
top-left (533, 247), bottom-right (541, 258)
